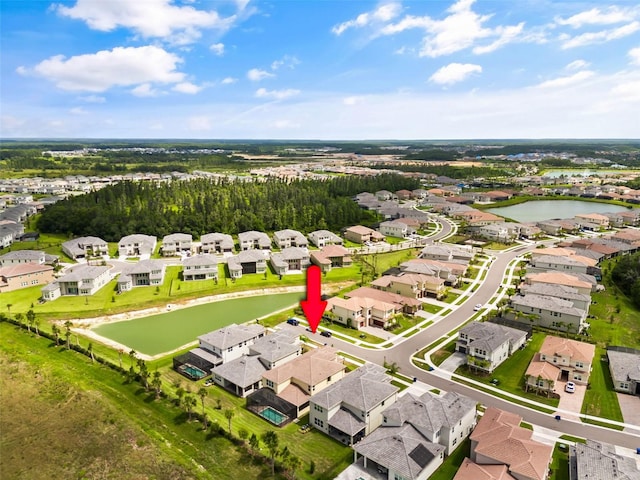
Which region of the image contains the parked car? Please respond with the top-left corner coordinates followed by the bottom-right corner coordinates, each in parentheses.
top-left (204, 378), bottom-right (215, 387)
top-left (320, 331), bottom-right (332, 338)
top-left (474, 303), bottom-right (483, 311)
top-left (565, 381), bottom-right (576, 393)
top-left (286, 318), bottom-right (299, 326)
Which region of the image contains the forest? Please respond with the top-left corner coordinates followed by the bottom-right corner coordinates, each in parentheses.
top-left (36, 174), bottom-right (420, 241)
top-left (610, 252), bottom-right (640, 309)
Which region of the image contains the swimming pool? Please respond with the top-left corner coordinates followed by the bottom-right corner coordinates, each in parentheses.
top-left (179, 363), bottom-right (206, 380)
top-left (259, 406), bottom-right (287, 426)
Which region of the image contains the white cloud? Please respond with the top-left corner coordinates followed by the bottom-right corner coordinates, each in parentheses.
top-left (429, 63), bottom-right (482, 85)
top-left (566, 59), bottom-right (590, 71)
top-left (537, 70), bottom-right (595, 89)
top-left (611, 80), bottom-right (640, 102)
top-left (343, 96), bottom-right (364, 105)
top-left (172, 82), bottom-right (202, 94)
top-left (561, 22), bottom-right (640, 49)
top-left (272, 120), bottom-right (300, 129)
top-left (79, 95), bottom-right (106, 103)
top-left (131, 83), bottom-right (161, 97)
top-left (221, 77), bottom-right (237, 84)
top-left (378, 0), bottom-right (525, 57)
top-left (271, 55), bottom-right (300, 70)
top-left (23, 46), bottom-right (184, 92)
top-left (188, 115), bottom-right (212, 131)
top-left (255, 88), bottom-right (300, 100)
top-left (56, 0), bottom-right (234, 44)
top-left (69, 107), bottom-right (88, 115)
top-left (332, 2), bottom-right (402, 35)
top-left (629, 47), bottom-right (640, 66)
top-left (556, 6), bottom-right (638, 29)
top-left (247, 68), bottom-right (275, 81)
top-left (210, 43), bottom-right (225, 56)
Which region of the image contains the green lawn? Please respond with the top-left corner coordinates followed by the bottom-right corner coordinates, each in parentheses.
top-left (319, 319), bottom-right (386, 344)
top-left (581, 347), bottom-right (624, 428)
top-left (431, 339), bottom-right (457, 366)
top-left (93, 292), bottom-right (302, 355)
top-left (422, 303), bottom-right (444, 314)
top-left (456, 332), bottom-right (559, 408)
top-left (0, 232), bottom-right (73, 261)
top-left (549, 444), bottom-right (570, 480)
top-left (429, 439), bottom-right (470, 480)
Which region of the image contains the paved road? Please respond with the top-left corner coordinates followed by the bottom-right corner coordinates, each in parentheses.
top-left (319, 218), bottom-right (640, 449)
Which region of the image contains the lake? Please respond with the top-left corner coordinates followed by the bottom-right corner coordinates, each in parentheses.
top-left (93, 291), bottom-right (302, 356)
top-left (542, 169), bottom-right (627, 178)
top-left (485, 200), bottom-right (630, 223)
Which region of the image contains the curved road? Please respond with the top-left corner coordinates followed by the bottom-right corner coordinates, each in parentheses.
top-left (308, 217), bottom-right (640, 449)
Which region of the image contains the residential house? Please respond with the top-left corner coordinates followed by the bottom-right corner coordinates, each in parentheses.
top-left (238, 230), bottom-right (271, 251)
top-left (527, 254), bottom-right (596, 276)
top-left (524, 272), bottom-right (595, 296)
top-left (273, 229), bottom-right (308, 249)
top-left (345, 286), bottom-right (422, 315)
top-left (525, 336), bottom-right (595, 393)
top-left (456, 322), bottom-right (528, 372)
top-left (0, 250), bottom-right (58, 266)
top-left (453, 458), bottom-right (516, 480)
top-left (211, 330), bottom-right (301, 397)
top-left (395, 189), bottom-right (414, 200)
top-left (308, 229), bottom-right (343, 247)
top-left (344, 225), bottom-right (385, 244)
top-left (249, 347), bottom-right (346, 421)
top-left (420, 245), bottom-right (473, 264)
top-left (477, 191), bottom-right (512, 202)
top-left (118, 234), bottom-right (157, 258)
top-left (117, 259), bottom-right (166, 292)
top-left (399, 258), bottom-right (466, 285)
top-left (607, 348), bottom-right (640, 396)
top-left (519, 283), bottom-right (591, 312)
top-left (200, 232), bottom-right (234, 254)
top-left (379, 220), bottom-right (411, 238)
top-left (62, 236), bottom-right (109, 260)
top-left (536, 221), bottom-right (563, 236)
top-left (182, 254), bottom-right (218, 281)
top-left (309, 363), bottom-right (399, 445)
top-left (227, 250), bottom-right (267, 278)
top-left (575, 213), bottom-right (610, 230)
top-left (375, 190), bottom-right (394, 201)
top-left (509, 293), bottom-right (588, 333)
top-left (372, 273), bottom-right (446, 299)
top-left (327, 296), bottom-right (397, 329)
top-left (310, 245), bottom-right (352, 272)
top-left (470, 407), bottom-right (552, 480)
top-left (454, 210), bottom-right (504, 226)
top-left (570, 440), bottom-right (640, 480)
top-left (270, 247), bottom-right (310, 275)
top-left (380, 390), bottom-right (477, 455)
top-left (195, 323), bottom-right (266, 366)
top-left (471, 223), bottom-right (518, 243)
top-left (44, 264), bottom-right (111, 298)
top-left (0, 263), bottom-right (55, 292)
top-left (162, 233), bottom-right (193, 256)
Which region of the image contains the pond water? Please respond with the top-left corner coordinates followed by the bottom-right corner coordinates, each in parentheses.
top-left (485, 200), bottom-right (630, 223)
top-left (93, 291), bottom-right (302, 356)
top-left (542, 169), bottom-right (626, 178)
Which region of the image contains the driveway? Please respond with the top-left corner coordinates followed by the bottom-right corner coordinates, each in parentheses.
top-left (439, 352), bottom-right (467, 374)
top-left (554, 380), bottom-right (587, 420)
top-left (616, 393), bottom-right (640, 434)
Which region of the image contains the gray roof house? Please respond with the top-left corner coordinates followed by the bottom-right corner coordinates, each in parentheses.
top-left (309, 363), bottom-right (399, 445)
top-left (197, 323), bottom-right (266, 364)
top-left (62, 236), bottom-right (109, 260)
top-left (308, 229), bottom-right (343, 247)
top-left (182, 254), bottom-right (218, 281)
top-left (570, 440), bottom-right (640, 480)
top-left (270, 247), bottom-right (310, 275)
top-left (457, 322), bottom-right (528, 373)
top-left (607, 348), bottom-right (640, 396)
top-left (227, 250), bottom-right (267, 278)
top-left (273, 229), bottom-right (308, 249)
top-left (200, 232), bottom-right (234, 254)
top-left (520, 283), bottom-right (591, 311)
top-left (238, 230), bottom-right (271, 251)
top-left (211, 330), bottom-right (301, 397)
top-left (118, 234), bottom-right (157, 258)
top-left (420, 245), bottom-right (473, 264)
top-left (0, 250), bottom-right (58, 266)
top-left (48, 264), bottom-right (112, 297)
top-left (509, 293), bottom-right (588, 333)
top-left (117, 259), bottom-right (166, 292)
top-left (162, 233), bottom-right (193, 256)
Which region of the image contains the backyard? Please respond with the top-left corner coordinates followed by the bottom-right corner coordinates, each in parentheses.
top-left (581, 347), bottom-right (624, 428)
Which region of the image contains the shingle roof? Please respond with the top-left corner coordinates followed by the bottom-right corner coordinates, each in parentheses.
top-left (163, 233), bottom-right (192, 243)
top-left (453, 458), bottom-right (516, 480)
top-left (511, 293), bottom-right (586, 317)
top-left (182, 253), bottom-right (218, 267)
top-left (200, 232), bottom-right (234, 248)
top-left (539, 336), bottom-right (595, 364)
top-left (572, 439), bottom-right (640, 480)
top-left (261, 346), bottom-right (344, 386)
top-left (607, 350), bottom-right (640, 383)
top-left (58, 264), bottom-right (110, 282)
top-left (211, 354), bottom-right (267, 388)
top-left (0, 262), bottom-right (53, 278)
top-left (198, 323), bottom-right (265, 350)
top-left (460, 322), bottom-right (527, 353)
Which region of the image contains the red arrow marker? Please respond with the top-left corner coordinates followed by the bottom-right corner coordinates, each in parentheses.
top-left (300, 265), bottom-right (327, 333)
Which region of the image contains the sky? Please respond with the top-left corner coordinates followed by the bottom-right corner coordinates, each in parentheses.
top-left (1, 0), bottom-right (639, 140)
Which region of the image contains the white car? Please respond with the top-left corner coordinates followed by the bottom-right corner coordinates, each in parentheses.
top-left (565, 382), bottom-right (576, 393)
top-left (473, 303), bottom-right (482, 311)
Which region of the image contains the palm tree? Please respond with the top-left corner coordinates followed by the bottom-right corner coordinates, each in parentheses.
top-left (261, 431), bottom-right (279, 476)
top-left (128, 349), bottom-right (137, 369)
top-left (224, 408), bottom-right (235, 434)
top-left (151, 371), bottom-right (162, 399)
top-left (176, 386), bottom-right (186, 407)
top-left (51, 323), bottom-right (60, 346)
top-left (249, 433), bottom-right (260, 456)
top-left (87, 342), bottom-right (95, 363)
top-left (184, 395), bottom-right (197, 421)
top-left (34, 318), bottom-right (41, 337)
top-left (63, 321), bottom-right (73, 350)
top-left (117, 349), bottom-right (124, 369)
top-left (26, 309), bottom-right (36, 333)
top-left (15, 313), bottom-right (24, 328)
top-left (137, 359), bottom-right (150, 390)
top-left (284, 454), bottom-right (301, 480)
top-left (6, 303), bottom-right (12, 319)
top-left (197, 387), bottom-right (208, 428)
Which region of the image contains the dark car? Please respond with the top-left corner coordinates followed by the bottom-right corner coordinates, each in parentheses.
top-left (320, 331), bottom-right (332, 338)
top-left (286, 318), bottom-right (299, 326)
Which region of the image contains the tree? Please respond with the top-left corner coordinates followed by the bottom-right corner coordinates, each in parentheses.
top-left (184, 395), bottom-right (197, 421)
top-left (51, 323), bottom-right (60, 346)
top-left (151, 371), bottom-right (163, 399)
top-left (6, 303), bottom-right (12, 319)
top-left (137, 359), bottom-right (150, 390)
top-left (26, 309), bottom-right (36, 333)
top-left (176, 386), bottom-right (186, 407)
top-left (284, 454), bottom-right (301, 480)
top-left (15, 312), bottom-right (24, 327)
top-left (129, 349), bottom-right (137, 368)
top-left (197, 387), bottom-right (208, 428)
top-left (238, 428), bottom-right (249, 443)
top-left (249, 433), bottom-right (260, 456)
top-left (87, 342), bottom-right (95, 363)
top-left (261, 431), bottom-right (279, 476)
top-left (34, 318), bottom-right (41, 337)
top-left (117, 348), bottom-right (124, 369)
top-left (224, 408), bottom-right (235, 434)
top-left (63, 321), bottom-right (73, 350)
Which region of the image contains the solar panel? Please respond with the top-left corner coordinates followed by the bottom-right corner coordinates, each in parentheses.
top-left (409, 444), bottom-right (435, 468)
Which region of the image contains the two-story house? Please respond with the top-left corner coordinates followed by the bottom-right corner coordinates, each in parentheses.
top-left (509, 293), bottom-right (588, 333)
top-left (238, 231), bottom-right (271, 251)
top-left (270, 247), bottom-right (310, 275)
top-left (118, 234), bottom-right (157, 258)
top-left (327, 296), bottom-right (397, 329)
top-left (310, 245), bottom-right (352, 272)
top-left (308, 230), bottom-right (343, 248)
top-left (43, 264), bottom-right (112, 299)
top-left (196, 323), bottom-right (266, 365)
top-left (182, 254), bottom-right (218, 281)
top-left (200, 232), bottom-right (234, 254)
top-left (272, 229), bottom-right (308, 249)
top-left (378, 220), bottom-right (411, 238)
top-left (227, 250), bottom-right (267, 278)
top-left (456, 322), bottom-right (527, 373)
top-left (62, 236), bottom-right (109, 260)
top-left (117, 259), bottom-right (166, 292)
top-left (372, 273), bottom-right (446, 299)
top-left (344, 225), bottom-right (385, 244)
top-left (162, 233), bottom-right (193, 256)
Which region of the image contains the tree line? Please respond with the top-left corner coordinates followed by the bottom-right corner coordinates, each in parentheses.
top-left (37, 174), bottom-right (420, 241)
top-left (610, 252), bottom-right (640, 309)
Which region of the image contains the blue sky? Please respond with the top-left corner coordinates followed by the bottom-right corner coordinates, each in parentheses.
top-left (1, 0), bottom-right (639, 139)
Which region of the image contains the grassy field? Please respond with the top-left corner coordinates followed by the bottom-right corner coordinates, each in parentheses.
top-left (581, 347), bottom-right (624, 428)
top-left (0, 322), bottom-right (353, 480)
top-left (549, 444), bottom-right (570, 480)
top-left (429, 439), bottom-right (470, 480)
top-left (93, 292), bottom-right (302, 355)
